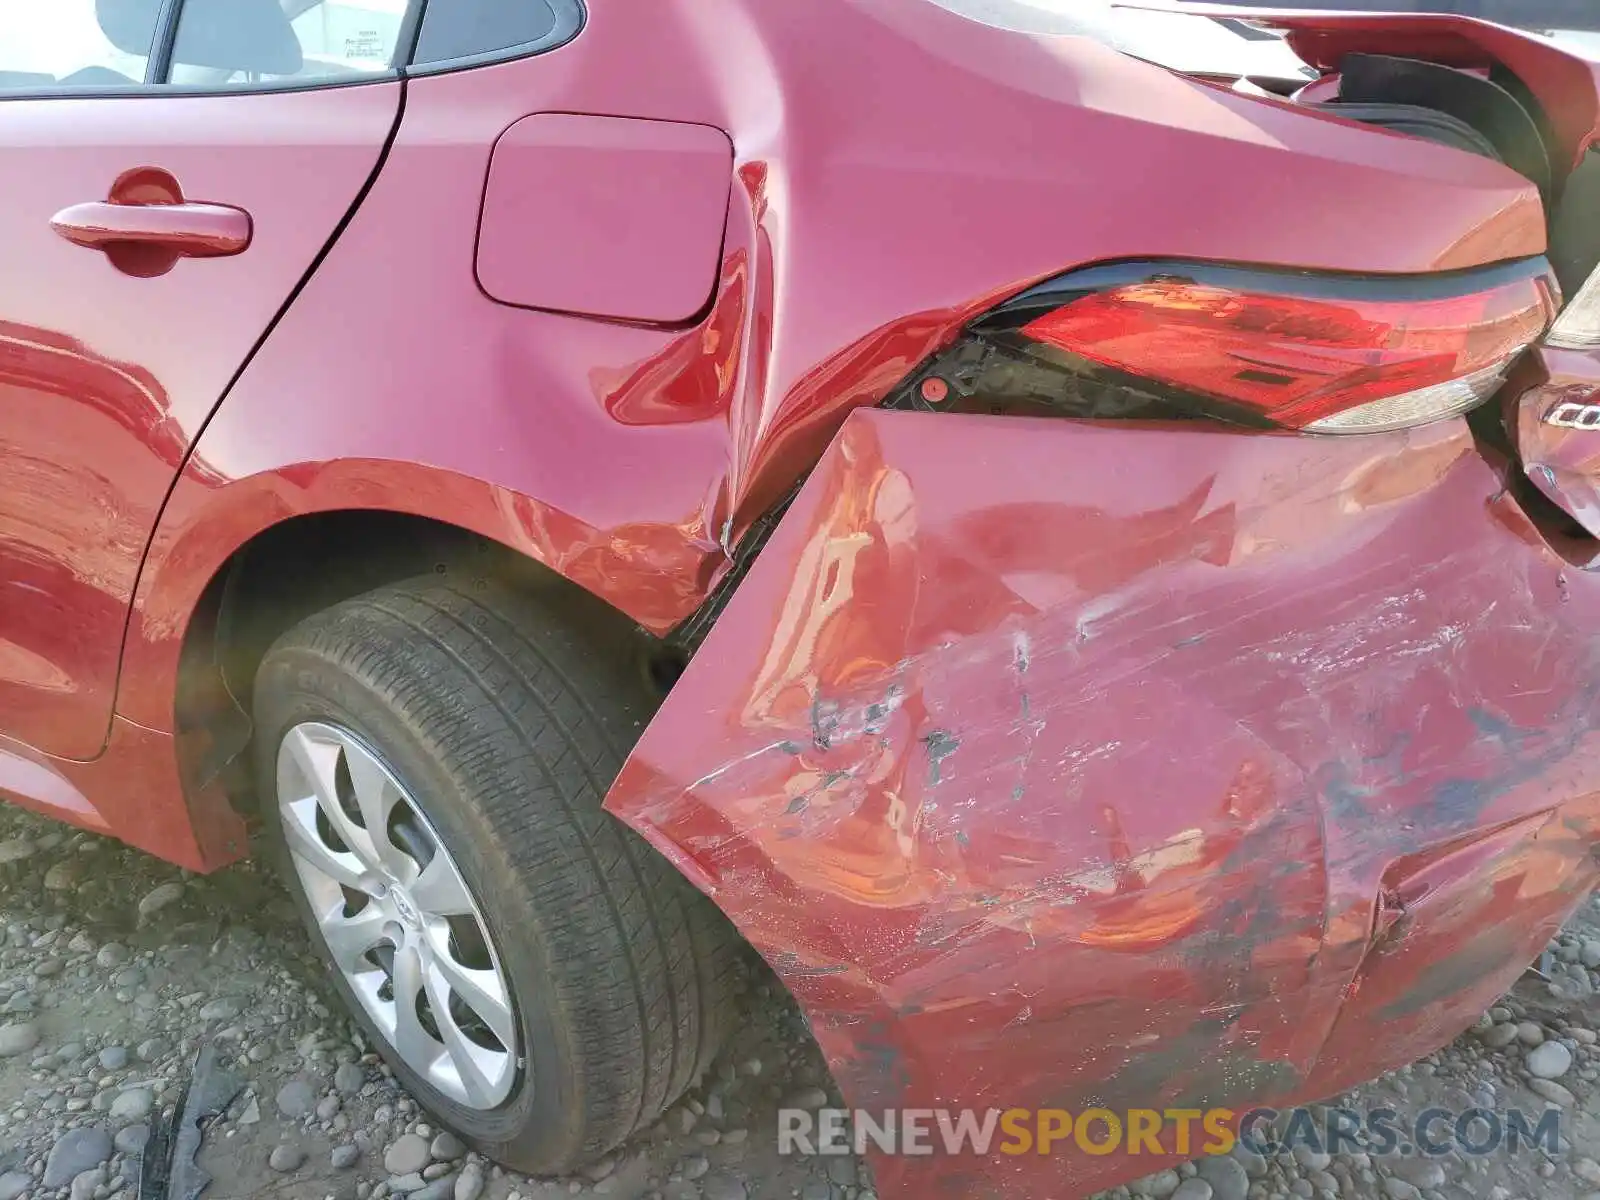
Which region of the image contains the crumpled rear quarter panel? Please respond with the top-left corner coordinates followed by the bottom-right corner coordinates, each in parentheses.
top-left (605, 410), bottom-right (1600, 1199)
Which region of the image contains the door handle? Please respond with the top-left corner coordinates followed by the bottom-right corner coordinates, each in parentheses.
top-left (50, 199), bottom-right (252, 258)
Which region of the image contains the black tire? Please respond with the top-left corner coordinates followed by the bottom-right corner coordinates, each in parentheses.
top-left (252, 574), bottom-right (742, 1173)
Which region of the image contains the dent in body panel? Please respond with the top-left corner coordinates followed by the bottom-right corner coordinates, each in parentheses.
top-left (121, 0), bottom-right (1563, 762)
top-left (606, 410), bottom-right (1600, 1199)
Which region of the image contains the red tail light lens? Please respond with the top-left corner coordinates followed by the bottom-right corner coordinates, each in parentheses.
top-left (1007, 260), bottom-right (1557, 433)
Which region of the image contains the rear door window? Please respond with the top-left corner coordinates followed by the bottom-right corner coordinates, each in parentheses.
top-left (0, 0), bottom-right (156, 91)
top-left (169, 0), bottom-right (410, 87)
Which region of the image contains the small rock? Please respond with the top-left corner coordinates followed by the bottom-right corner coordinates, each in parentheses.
top-left (681, 1153), bottom-right (711, 1180)
top-left (269, 1144), bottom-right (306, 1173)
top-left (413, 1177), bottom-right (459, 1200)
top-left (0, 1171), bottom-right (27, 1200)
top-left (317, 1094), bottom-right (342, 1122)
top-left (1292, 1146), bottom-right (1331, 1173)
top-left (1581, 940), bottom-right (1600, 969)
top-left (43, 860), bottom-right (80, 890)
top-left (1393, 1160), bottom-right (1445, 1190)
top-left (699, 1174), bottom-right (749, 1200)
top-left (276, 1079), bottom-right (317, 1119)
top-left (68, 1164), bottom-right (106, 1200)
top-left (785, 1087), bottom-right (829, 1110)
top-left (0, 1021), bottom-right (39, 1058)
top-left (1172, 1182), bottom-right (1214, 1200)
top-left (198, 998), bottom-right (241, 1022)
top-left (1197, 1154), bottom-right (1251, 1200)
top-left (110, 1087), bottom-right (154, 1122)
top-left (1516, 1022), bottom-right (1546, 1046)
top-left (391, 1173), bottom-right (427, 1194)
top-left (95, 942), bottom-right (130, 968)
top-left (237, 1094), bottom-right (262, 1125)
top-left (1528, 1041), bottom-right (1573, 1079)
top-left (455, 1165), bottom-right (485, 1200)
top-left (137, 881), bottom-right (185, 923)
top-left (335, 1062), bottom-right (366, 1095)
top-left (1135, 1169), bottom-right (1182, 1198)
top-left (1481, 1023), bottom-right (1521, 1049)
top-left (0, 836), bottom-right (36, 865)
top-left (1382, 1180), bottom-right (1421, 1200)
top-left (99, 1045), bottom-right (129, 1071)
top-left (135, 1038), bottom-right (163, 1062)
top-left (386, 1133), bottom-right (433, 1176)
top-left (114, 1124), bottom-right (150, 1155)
top-left (1230, 1143), bottom-right (1268, 1178)
top-left (1530, 1078), bottom-right (1577, 1108)
top-left (430, 1131), bottom-right (466, 1161)
top-left (44, 1126), bottom-right (113, 1188)
top-left (330, 1143), bottom-right (361, 1170)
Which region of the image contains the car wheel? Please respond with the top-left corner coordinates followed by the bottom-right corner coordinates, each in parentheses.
top-left (252, 575), bottom-right (740, 1173)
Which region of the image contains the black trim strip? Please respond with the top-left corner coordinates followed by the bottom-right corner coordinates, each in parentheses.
top-left (393, 0), bottom-right (430, 70)
top-left (983, 255), bottom-right (1556, 332)
top-left (148, 0), bottom-right (183, 85)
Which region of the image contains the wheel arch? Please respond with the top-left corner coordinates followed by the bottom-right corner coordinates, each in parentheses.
top-left (123, 458), bottom-right (696, 870)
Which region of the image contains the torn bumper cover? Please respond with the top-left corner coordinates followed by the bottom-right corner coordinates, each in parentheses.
top-left (605, 409), bottom-right (1600, 1199)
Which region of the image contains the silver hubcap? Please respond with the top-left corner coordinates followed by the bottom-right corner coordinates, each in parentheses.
top-left (276, 721), bottom-right (519, 1109)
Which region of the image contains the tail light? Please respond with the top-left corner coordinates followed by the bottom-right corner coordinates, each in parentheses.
top-left (1546, 263), bottom-right (1600, 350)
top-left (901, 259), bottom-right (1557, 434)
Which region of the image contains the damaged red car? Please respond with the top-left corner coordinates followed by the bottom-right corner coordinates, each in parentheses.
top-left (3, 0), bottom-right (1600, 1194)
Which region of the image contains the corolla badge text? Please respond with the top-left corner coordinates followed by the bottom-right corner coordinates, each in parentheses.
top-left (1544, 401), bottom-right (1600, 429)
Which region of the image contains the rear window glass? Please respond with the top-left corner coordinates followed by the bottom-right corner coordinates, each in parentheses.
top-left (411, 0), bottom-right (582, 69)
top-left (169, 0), bottom-right (409, 86)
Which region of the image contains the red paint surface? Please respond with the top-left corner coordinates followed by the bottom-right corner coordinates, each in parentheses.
top-left (122, 0), bottom-right (1545, 742)
top-left (606, 408), bottom-right (1600, 1198)
top-left (0, 4), bottom-right (1594, 1188)
top-left (0, 83), bottom-right (399, 759)
top-left (477, 115), bottom-right (734, 324)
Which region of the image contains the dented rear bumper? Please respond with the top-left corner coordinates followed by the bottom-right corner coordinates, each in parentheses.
top-left (605, 410), bottom-right (1600, 1199)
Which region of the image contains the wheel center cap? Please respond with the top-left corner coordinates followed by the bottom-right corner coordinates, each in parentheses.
top-left (391, 887), bottom-right (422, 929)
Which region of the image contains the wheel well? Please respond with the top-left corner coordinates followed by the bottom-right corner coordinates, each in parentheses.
top-left (174, 509), bottom-right (836, 1128)
top-left (174, 509), bottom-right (664, 821)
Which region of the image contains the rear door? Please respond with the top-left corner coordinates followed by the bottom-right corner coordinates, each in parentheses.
top-left (0, 0), bottom-right (405, 758)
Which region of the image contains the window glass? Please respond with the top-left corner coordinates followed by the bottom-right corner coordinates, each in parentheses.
top-left (169, 0), bottom-right (409, 87)
top-left (412, 0), bottom-right (579, 68)
top-left (0, 0), bottom-right (154, 92)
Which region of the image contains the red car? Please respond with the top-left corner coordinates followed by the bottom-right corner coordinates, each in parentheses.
top-left (3, 0), bottom-right (1600, 1194)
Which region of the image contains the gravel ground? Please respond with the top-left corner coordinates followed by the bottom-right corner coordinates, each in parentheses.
top-left (0, 804), bottom-right (1597, 1200)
